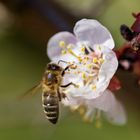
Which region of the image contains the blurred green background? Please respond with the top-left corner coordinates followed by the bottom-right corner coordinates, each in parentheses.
top-left (0, 0), bottom-right (140, 140)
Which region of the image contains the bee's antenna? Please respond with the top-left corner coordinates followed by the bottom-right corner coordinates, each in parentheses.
top-left (58, 60), bottom-right (68, 65)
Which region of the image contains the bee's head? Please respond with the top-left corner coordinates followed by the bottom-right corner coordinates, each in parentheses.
top-left (46, 63), bottom-right (63, 71)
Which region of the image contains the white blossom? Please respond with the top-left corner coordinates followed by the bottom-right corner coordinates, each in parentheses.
top-left (47, 19), bottom-right (126, 125)
top-left (47, 19), bottom-right (118, 99)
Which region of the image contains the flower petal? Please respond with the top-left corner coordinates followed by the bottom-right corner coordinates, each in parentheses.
top-left (47, 31), bottom-right (77, 60)
top-left (104, 102), bottom-right (127, 125)
top-left (74, 19), bottom-right (114, 49)
top-left (88, 90), bottom-right (116, 112)
top-left (90, 49), bottom-right (118, 97)
top-left (89, 90), bottom-right (127, 125)
top-left (99, 49), bottom-right (118, 81)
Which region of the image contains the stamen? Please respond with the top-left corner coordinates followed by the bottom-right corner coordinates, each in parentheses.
top-left (84, 56), bottom-right (89, 61)
top-left (92, 63), bottom-right (100, 69)
top-left (82, 72), bottom-right (86, 79)
top-left (83, 57), bottom-right (89, 64)
top-left (80, 47), bottom-right (85, 53)
top-left (91, 85), bottom-right (96, 90)
top-left (68, 49), bottom-right (82, 62)
top-left (98, 58), bottom-right (104, 64)
top-left (95, 110), bottom-right (102, 128)
top-left (61, 50), bottom-right (67, 54)
top-left (83, 116), bottom-right (92, 123)
top-left (88, 73), bottom-right (98, 77)
top-left (95, 119), bottom-right (102, 128)
top-left (70, 64), bottom-right (77, 69)
top-left (84, 45), bottom-right (93, 53)
top-left (78, 106), bottom-right (86, 115)
top-left (59, 41), bottom-right (66, 48)
top-left (84, 47), bottom-right (89, 54)
top-left (87, 64), bottom-right (93, 69)
top-left (93, 57), bottom-right (98, 63)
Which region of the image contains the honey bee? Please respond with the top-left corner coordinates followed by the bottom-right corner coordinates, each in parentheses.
top-left (22, 61), bottom-right (77, 124)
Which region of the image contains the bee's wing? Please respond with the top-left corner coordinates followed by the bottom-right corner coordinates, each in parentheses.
top-left (18, 83), bottom-right (42, 100)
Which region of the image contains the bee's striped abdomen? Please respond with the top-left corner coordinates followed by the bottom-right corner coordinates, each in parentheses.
top-left (42, 93), bottom-right (59, 124)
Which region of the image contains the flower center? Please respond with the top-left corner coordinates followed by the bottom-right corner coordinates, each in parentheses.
top-left (59, 41), bottom-right (105, 91)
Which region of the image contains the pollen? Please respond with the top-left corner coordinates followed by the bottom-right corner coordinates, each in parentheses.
top-left (87, 64), bottom-right (93, 69)
top-left (82, 72), bottom-right (86, 79)
top-left (93, 57), bottom-right (98, 63)
top-left (61, 50), bottom-right (67, 54)
top-left (80, 47), bottom-right (85, 53)
top-left (78, 56), bottom-right (83, 62)
top-left (70, 64), bottom-right (77, 69)
top-left (59, 41), bottom-right (65, 48)
top-left (68, 48), bottom-right (82, 62)
top-left (98, 58), bottom-right (104, 64)
top-left (92, 85), bottom-right (96, 90)
top-left (68, 49), bottom-right (78, 57)
top-left (83, 57), bottom-right (89, 64)
top-left (84, 56), bottom-right (89, 61)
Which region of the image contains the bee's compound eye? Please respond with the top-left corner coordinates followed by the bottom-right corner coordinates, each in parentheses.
top-left (52, 64), bottom-right (61, 71)
top-left (52, 65), bottom-right (57, 70)
top-left (47, 63), bottom-right (62, 71)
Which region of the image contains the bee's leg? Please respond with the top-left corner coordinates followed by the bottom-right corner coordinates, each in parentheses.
top-left (61, 65), bottom-right (70, 76)
top-left (61, 92), bottom-right (67, 99)
top-left (61, 82), bottom-right (78, 88)
top-left (58, 60), bottom-right (68, 65)
top-left (57, 89), bottom-right (62, 101)
top-left (57, 90), bottom-right (67, 101)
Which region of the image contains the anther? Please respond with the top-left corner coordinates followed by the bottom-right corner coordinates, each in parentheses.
top-left (59, 41), bottom-right (66, 48)
top-left (93, 57), bottom-right (98, 63)
top-left (61, 50), bottom-right (67, 54)
top-left (82, 72), bottom-right (86, 79)
top-left (70, 64), bottom-right (77, 69)
top-left (83, 57), bottom-right (89, 64)
top-left (91, 85), bottom-right (96, 90)
top-left (87, 64), bottom-right (93, 69)
top-left (80, 47), bottom-right (85, 53)
top-left (98, 58), bottom-right (104, 64)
